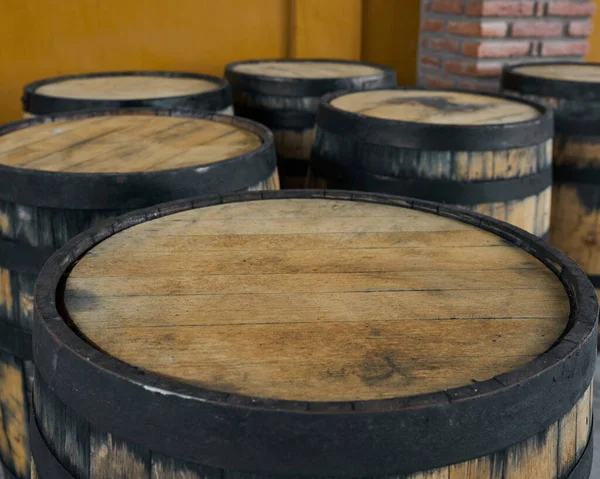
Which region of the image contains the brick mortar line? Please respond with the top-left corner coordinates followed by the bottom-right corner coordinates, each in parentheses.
top-left (420, 52), bottom-right (586, 65)
top-left (418, 49), bottom-right (586, 71)
top-left (422, 32), bottom-right (590, 43)
top-left (421, 73), bottom-right (500, 87)
top-left (417, 57), bottom-right (586, 84)
top-left (422, 12), bottom-right (594, 21)
top-left (423, 34), bottom-right (588, 42)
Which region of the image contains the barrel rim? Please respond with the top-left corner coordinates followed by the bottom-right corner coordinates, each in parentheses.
top-left (315, 87), bottom-right (554, 151)
top-left (22, 70), bottom-right (232, 115)
top-left (224, 58), bottom-right (398, 97)
top-left (32, 190), bottom-right (598, 476)
top-left (0, 107), bottom-right (276, 209)
top-left (502, 61), bottom-right (600, 101)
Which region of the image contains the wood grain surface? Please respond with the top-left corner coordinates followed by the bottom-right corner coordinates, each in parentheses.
top-left (0, 353), bottom-right (29, 478)
top-left (512, 63), bottom-right (600, 83)
top-left (330, 90), bottom-right (540, 125)
top-left (550, 136), bottom-right (600, 278)
top-left (64, 199), bottom-right (569, 402)
top-left (0, 116), bottom-right (262, 173)
top-left (35, 76), bottom-right (221, 100)
top-left (231, 61), bottom-right (382, 78)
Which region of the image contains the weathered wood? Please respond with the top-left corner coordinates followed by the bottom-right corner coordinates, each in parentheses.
top-left (311, 88), bottom-right (553, 238)
top-left (23, 71), bottom-right (233, 116)
top-left (502, 62), bottom-right (600, 296)
top-left (507, 63), bottom-right (600, 82)
top-left (0, 115), bottom-right (261, 173)
top-left (230, 61), bottom-right (382, 78)
top-left (0, 352), bottom-right (29, 479)
top-left (64, 199), bottom-right (568, 402)
top-left (225, 59), bottom-right (396, 189)
top-left (0, 109), bottom-right (278, 479)
top-left (31, 191), bottom-right (596, 478)
top-left (329, 89), bottom-right (540, 124)
top-left (35, 76), bottom-right (220, 100)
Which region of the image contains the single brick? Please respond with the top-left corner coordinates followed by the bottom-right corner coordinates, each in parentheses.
top-left (429, 37), bottom-right (461, 53)
top-left (445, 60), bottom-right (503, 77)
top-left (421, 56), bottom-right (443, 69)
top-left (462, 41), bottom-right (531, 58)
top-left (422, 19), bottom-right (446, 33)
top-left (423, 0), bottom-right (432, 11)
top-left (421, 38), bottom-right (429, 50)
top-left (425, 75), bottom-right (456, 89)
top-left (467, 1), bottom-right (535, 17)
top-left (432, 0), bottom-right (463, 14)
top-left (448, 21), bottom-right (508, 37)
top-left (547, 2), bottom-right (596, 17)
top-left (569, 20), bottom-right (593, 37)
top-left (541, 40), bottom-right (590, 56)
top-left (534, 1), bottom-right (545, 17)
top-left (512, 21), bottom-right (564, 37)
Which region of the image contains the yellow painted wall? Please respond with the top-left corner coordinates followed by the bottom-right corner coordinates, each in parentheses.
top-left (586, 6), bottom-right (600, 62)
top-left (0, 0), bottom-right (290, 123)
top-left (290, 0), bottom-right (363, 59)
top-left (362, 0), bottom-right (421, 86)
top-left (0, 0), bottom-right (415, 125)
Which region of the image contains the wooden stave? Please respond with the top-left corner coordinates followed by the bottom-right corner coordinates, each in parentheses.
top-left (311, 89), bottom-right (553, 238)
top-left (0, 110), bottom-right (279, 479)
top-left (30, 371), bottom-right (594, 479)
top-left (22, 71), bottom-right (233, 116)
top-left (501, 64), bottom-right (600, 294)
top-left (31, 190), bottom-right (597, 478)
top-left (224, 59), bottom-right (397, 189)
top-left (0, 176), bottom-right (281, 479)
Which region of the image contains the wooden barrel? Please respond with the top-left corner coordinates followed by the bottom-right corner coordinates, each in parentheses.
top-left (31, 190), bottom-right (596, 478)
top-left (224, 59), bottom-right (397, 189)
top-left (0, 108), bottom-right (278, 479)
top-left (502, 62), bottom-right (600, 300)
top-left (311, 88), bottom-right (554, 238)
top-left (22, 71), bottom-right (233, 117)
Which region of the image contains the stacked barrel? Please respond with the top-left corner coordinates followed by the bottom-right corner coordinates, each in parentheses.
top-left (502, 62), bottom-right (600, 303)
top-left (225, 59), bottom-right (397, 188)
top-left (0, 60), bottom-right (594, 479)
top-left (0, 72), bottom-right (279, 479)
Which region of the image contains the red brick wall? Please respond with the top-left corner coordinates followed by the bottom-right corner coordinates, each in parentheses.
top-left (418, 0), bottom-right (596, 91)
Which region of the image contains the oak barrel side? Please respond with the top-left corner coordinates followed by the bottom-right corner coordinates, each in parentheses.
top-left (0, 109), bottom-right (278, 479)
top-left (502, 62), bottom-right (600, 301)
top-left (30, 190), bottom-right (596, 478)
top-left (22, 71), bottom-right (233, 116)
top-left (311, 88), bottom-right (554, 238)
top-left (225, 59), bottom-right (397, 189)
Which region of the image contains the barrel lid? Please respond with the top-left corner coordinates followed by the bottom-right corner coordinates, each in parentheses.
top-left (23, 71), bottom-right (232, 115)
top-left (0, 109), bottom-right (275, 209)
top-left (317, 87), bottom-right (553, 151)
top-left (64, 197), bottom-right (568, 401)
top-left (33, 190), bottom-right (597, 477)
top-left (224, 59), bottom-right (397, 97)
top-left (502, 62), bottom-right (600, 101)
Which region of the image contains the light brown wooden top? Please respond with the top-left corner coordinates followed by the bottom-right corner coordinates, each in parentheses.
top-left (513, 64), bottom-right (600, 83)
top-left (0, 115), bottom-right (261, 173)
top-left (330, 89), bottom-right (540, 125)
top-left (64, 199), bottom-right (570, 402)
top-left (35, 75), bottom-right (220, 100)
top-left (231, 61), bottom-right (382, 78)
